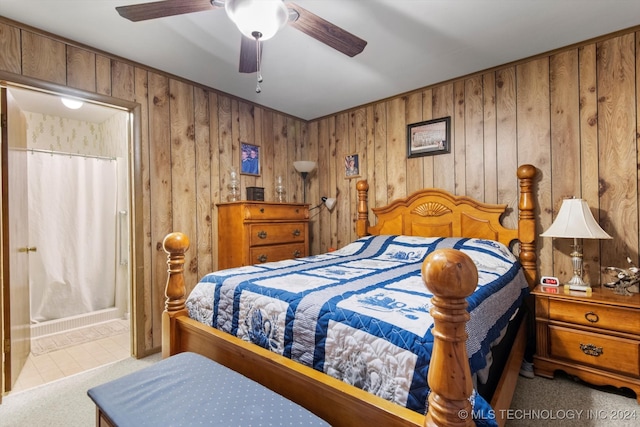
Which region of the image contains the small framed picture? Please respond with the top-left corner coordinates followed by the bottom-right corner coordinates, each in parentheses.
top-left (240, 142), bottom-right (260, 176)
top-left (407, 116), bottom-right (451, 158)
top-left (345, 153), bottom-right (360, 178)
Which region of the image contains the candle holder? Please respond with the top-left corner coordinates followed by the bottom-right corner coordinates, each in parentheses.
top-left (275, 175), bottom-right (286, 202)
top-left (227, 168), bottom-right (240, 201)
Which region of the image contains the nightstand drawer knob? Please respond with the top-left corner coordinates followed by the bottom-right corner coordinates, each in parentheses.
top-left (257, 254), bottom-right (268, 263)
top-left (580, 343), bottom-right (603, 357)
top-left (584, 311), bottom-right (599, 323)
top-left (257, 230), bottom-right (267, 239)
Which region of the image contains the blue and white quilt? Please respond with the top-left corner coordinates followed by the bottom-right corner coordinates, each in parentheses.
top-left (186, 235), bottom-right (529, 423)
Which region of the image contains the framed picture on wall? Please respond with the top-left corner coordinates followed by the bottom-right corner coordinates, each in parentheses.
top-left (345, 153), bottom-right (360, 178)
top-left (240, 142), bottom-right (260, 176)
top-left (407, 116), bottom-right (451, 158)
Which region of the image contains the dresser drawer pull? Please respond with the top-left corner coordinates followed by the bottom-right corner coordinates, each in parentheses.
top-left (579, 343), bottom-right (603, 357)
top-left (257, 254), bottom-right (268, 263)
top-left (260, 208), bottom-right (265, 213)
top-left (584, 311), bottom-right (599, 323)
top-left (293, 250), bottom-right (302, 258)
top-left (257, 230), bottom-right (267, 239)
top-left (292, 229), bottom-right (301, 237)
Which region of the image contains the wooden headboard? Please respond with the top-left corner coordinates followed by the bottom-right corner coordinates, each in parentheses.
top-left (355, 164), bottom-right (537, 288)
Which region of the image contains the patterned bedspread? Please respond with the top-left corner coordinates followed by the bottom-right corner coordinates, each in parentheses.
top-left (186, 235), bottom-right (529, 420)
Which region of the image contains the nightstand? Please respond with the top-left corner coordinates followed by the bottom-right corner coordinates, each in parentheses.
top-left (532, 284), bottom-right (640, 403)
top-left (217, 201), bottom-right (309, 269)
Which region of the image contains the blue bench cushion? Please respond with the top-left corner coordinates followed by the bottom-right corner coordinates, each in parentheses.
top-left (87, 352), bottom-right (329, 426)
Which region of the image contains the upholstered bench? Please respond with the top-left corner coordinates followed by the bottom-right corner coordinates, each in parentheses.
top-left (87, 352), bottom-right (329, 427)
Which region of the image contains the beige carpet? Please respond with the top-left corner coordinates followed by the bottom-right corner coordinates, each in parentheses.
top-left (30, 319), bottom-right (129, 356)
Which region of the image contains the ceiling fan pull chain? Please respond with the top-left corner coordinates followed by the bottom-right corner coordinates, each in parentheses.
top-left (253, 31), bottom-right (263, 93)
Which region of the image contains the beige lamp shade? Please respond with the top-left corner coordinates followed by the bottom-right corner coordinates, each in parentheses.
top-left (540, 198), bottom-right (612, 239)
top-left (293, 161), bottom-right (317, 173)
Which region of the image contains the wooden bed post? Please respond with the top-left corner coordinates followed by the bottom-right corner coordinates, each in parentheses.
top-left (422, 249), bottom-right (477, 427)
top-left (356, 180), bottom-right (370, 237)
top-left (516, 164), bottom-right (537, 288)
top-left (161, 232), bottom-right (190, 358)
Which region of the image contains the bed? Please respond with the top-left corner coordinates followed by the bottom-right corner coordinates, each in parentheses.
top-left (161, 164), bottom-right (538, 427)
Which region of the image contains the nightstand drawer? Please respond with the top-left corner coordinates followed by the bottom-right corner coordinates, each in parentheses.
top-left (550, 325), bottom-right (640, 377)
top-left (243, 204), bottom-right (308, 221)
top-left (250, 243), bottom-right (307, 264)
top-left (549, 299), bottom-right (640, 335)
top-left (249, 223), bottom-right (306, 246)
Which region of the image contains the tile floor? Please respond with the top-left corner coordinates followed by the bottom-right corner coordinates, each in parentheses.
top-left (10, 323), bottom-right (130, 393)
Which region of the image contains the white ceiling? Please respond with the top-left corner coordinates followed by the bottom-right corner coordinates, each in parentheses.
top-left (2, 1), bottom-right (640, 121)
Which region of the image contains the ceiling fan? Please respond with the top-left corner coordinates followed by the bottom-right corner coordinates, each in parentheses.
top-left (116, 0), bottom-right (367, 90)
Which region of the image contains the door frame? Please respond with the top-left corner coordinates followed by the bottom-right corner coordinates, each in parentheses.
top-left (0, 73), bottom-right (145, 387)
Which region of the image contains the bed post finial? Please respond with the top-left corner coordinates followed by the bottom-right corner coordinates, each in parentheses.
top-left (422, 249), bottom-right (476, 427)
top-left (517, 164), bottom-right (537, 288)
top-left (356, 180), bottom-right (370, 237)
top-left (162, 232), bottom-right (190, 358)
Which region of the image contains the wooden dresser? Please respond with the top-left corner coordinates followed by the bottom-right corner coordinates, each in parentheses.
top-left (217, 201), bottom-right (309, 269)
top-left (532, 284), bottom-right (640, 403)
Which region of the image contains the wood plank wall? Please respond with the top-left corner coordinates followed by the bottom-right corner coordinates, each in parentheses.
top-left (0, 19), bottom-right (308, 355)
top-left (310, 27), bottom-right (640, 289)
top-left (2, 17), bottom-right (640, 354)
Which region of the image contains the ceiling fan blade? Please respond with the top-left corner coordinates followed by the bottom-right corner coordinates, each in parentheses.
top-left (239, 36), bottom-right (262, 74)
top-left (116, 0), bottom-right (220, 22)
top-left (287, 2), bottom-right (367, 57)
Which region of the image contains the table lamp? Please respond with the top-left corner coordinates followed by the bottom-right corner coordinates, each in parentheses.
top-left (540, 198), bottom-right (612, 291)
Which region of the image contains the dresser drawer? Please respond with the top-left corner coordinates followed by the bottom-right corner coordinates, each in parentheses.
top-left (549, 325), bottom-right (640, 377)
top-left (549, 299), bottom-right (640, 335)
top-left (249, 243), bottom-right (306, 264)
top-left (243, 204), bottom-right (308, 221)
top-left (249, 223), bottom-right (306, 246)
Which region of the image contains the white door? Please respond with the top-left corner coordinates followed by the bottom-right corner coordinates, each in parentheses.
top-left (1, 87), bottom-right (31, 397)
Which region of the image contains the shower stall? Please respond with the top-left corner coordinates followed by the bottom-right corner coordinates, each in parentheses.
top-left (23, 107), bottom-right (130, 338)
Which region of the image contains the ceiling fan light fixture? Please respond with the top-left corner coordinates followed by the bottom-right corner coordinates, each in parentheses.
top-left (225, 0), bottom-right (288, 41)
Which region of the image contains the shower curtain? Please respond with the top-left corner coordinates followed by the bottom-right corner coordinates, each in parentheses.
top-left (28, 152), bottom-right (118, 322)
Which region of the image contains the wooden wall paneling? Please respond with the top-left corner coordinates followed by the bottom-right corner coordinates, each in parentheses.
top-left (208, 92), bottom-right (220, 272)
top-left (453, 81), bottom-right (466, 195)
top-left (217, 95), bottom-right (234, 205)
top-left (578, 43), bottom-right (602, 283)
top-left (194, 87), bottom-right (213, 279)
top-left (516, 58), bottom-right (552, 275)
top-left (169, 79), bottom-right (197, 291)
top-left (133, 67), bottom-right (151, 356)
top-left (254, 107), bottom-right (265, 189)
top-left (230, 99), bottom-right (242, 195)
top-left (328, 118), bottom-right (338, 248)
top-left (432, 84), bottom-right (455, 191)
top-left (96, 55), bottom-right (111, 96)
top-left (0, 23), bottom-right (21, 74)
top-left (20, 31), bottom-right (65, 85)
top-left (308, 121), bottom-right (321, 254)
top-left (147, 72), bottom-right (172, 350)
top-left (550, 49), bottom-right (580, 281)
top-left (386, 97), bottom-right (406, 200)
top-left (372, 102), bottom-right (387, 225)
top-left (335, 113), bottom-right (351, 247)
top-left (636, 31), bottom-right (640, 268)
top-left (317, 120), bottom-right (330, 252)
top-left (111, 60), bottom-right (135, 102)
top-left (464, 76), bottom-right (484, 200)
top-left (482, 73), bottom-right (498, 204)
top-left (66, 46), bottom-right (95, 92)
top-left (238, 102), bottom-right (256, 194)
top-left (597, 34), bottom-right (638, 269)
top-left (495, 67), bottom-right (519, 230)
top-left (262, 110), bottom-right (277, 200)
top-left (291, 117), bottom-right (306, 202)
top-left (352, 108), bottom-right (367, 243)
top-left (273, 114), bottom-right (293, 201)
top-left (421, 89), bottom-right (434, 188)
top-left (406, 92), bottom-right (424, 195)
